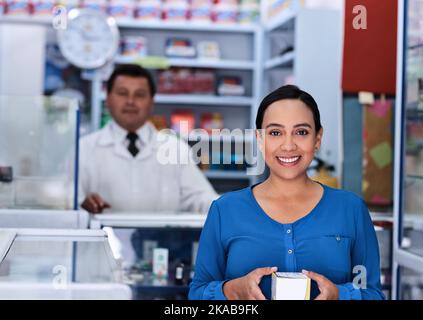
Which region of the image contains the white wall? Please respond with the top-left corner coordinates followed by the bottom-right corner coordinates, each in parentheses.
top-left (0, 24), bottom-right (46, 96)
top-left (304, 0), bottom-right (344, 10)
top-left (295, 9), bottom-right (343, 176)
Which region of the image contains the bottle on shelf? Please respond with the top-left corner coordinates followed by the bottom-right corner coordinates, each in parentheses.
top-left (175, 262), bottom-right (185, 285)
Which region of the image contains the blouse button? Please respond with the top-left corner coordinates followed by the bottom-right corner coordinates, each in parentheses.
top-left (288, 249), bottom-right (293, 254)
top-left (287, 229), bottom-right (291, 234)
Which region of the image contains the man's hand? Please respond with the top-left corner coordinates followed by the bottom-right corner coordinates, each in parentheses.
top-left (302, 270), bottom-right (339, 300)
top-left (81, 193), bottom-right (111, 214)
top-left (223, 267), bottom-right (277, 300)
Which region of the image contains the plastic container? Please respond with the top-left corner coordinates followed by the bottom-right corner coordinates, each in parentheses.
top-left (32, 0), bottom-right (55, 16)
top-left (0, 1), bottom-right (5, 15)
top-left (134, 0), bottom-right (161, 21)
top-left (238, 0), bottom-right (259, 24)
top-left (212, 2), bottom-right (238, 24)
top-left (162, 0), bottom-right (189, 22)
top-left (190, 3), bottom-right (212, 24)
top-left (5, 0), bottom-right (31, 15)
top-left (108, 0), bottom-right (134, 19)
top-left (121, 35), bottom-right (148, 57)
top-left (80, 0), bottom-right (108, 13)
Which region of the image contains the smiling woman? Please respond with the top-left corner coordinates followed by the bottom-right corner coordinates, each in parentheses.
top-left (189, 85), bottom-right (385, 301)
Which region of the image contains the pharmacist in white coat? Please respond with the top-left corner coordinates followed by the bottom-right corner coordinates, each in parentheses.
top-left (79, 64), bottom-right (217, 214)
top-left (78, 64), bottom-right (218, 263)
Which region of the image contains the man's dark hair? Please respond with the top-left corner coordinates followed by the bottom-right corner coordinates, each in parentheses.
top-left (106, 64), bottom-right (156, 97)
top-left (255, 85), bottom-right (322, 132)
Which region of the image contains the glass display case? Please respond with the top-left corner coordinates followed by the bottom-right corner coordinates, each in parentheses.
top-left (0, 95), bottom-right (79, 210)
top-left (393, 0), bottom-right (423, 299)
top-left (0, 229), bottom-right (131, 299)
top-left (0, 209), bottom-right (89, 229)
top-left (90, 213), bottom-right (206, 300)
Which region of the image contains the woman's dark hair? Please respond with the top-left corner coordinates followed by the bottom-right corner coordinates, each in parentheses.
top-left (255, 85), bottom-right (322, 133)
top-left (106, 64), bottom-right (156, 97)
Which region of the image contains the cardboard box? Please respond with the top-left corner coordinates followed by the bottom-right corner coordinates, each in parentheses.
top-left (271, 272), bottom-right (311, 300)
top-left (153, 248), bottom-right (169, 277)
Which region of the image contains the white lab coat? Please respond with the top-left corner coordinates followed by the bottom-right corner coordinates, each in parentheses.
top-left (78, 121), bottom-right (218, 265)
top-left (78, 121), bottom-right (218, 214)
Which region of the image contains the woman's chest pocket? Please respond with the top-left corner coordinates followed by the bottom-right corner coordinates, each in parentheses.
top-left (296, 235), bottom-right (352, 273)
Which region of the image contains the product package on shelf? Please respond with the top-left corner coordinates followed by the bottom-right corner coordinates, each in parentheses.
top-left (200, 112), bottom-right (224, 134)
top-left (5, 0), bottom-right (31, 15)
top-left (217, 75), bottom-right (245, 96)
top-left (190, 0), bottom-right (212, 24)
top-left (31, 0), bottom-right (55, 16)
top-left (165, 38), bottom-right (196, 58)
top-left (267, 0), bottom-right (304, 19)
top-left (162, 0), bottom-right (189, 23)
top-left (158, 68), bottom-right (215, 95)
top-left (0, 0), bottom-right (6, 15)
top-left (134, 0), bottom-right (161, 21)
top-left (153, 248), bottom-right (169, 278)
top-left (238, 0), bottom-right (259, 24)
top-left (107, 0), bottom-right (134, 19)
top-left (120, 35), bottom-right (147, 57)
top-left (171, 109), bottom-right (195, 136)
top-left (193, 70), bottom-right (215, 94)
top-left (149, 114), bottom-right (168, 130)
top-left (197, 40), bottom-right (220, 60)
top-left (212, 0), bottom-right (238, 24)
top-left (58, 0), bottom-right (81, 12)
top-left (80, 0), bottom-right (107, 13)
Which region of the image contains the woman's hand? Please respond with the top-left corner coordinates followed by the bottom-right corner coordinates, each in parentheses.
top-left (223, 267), bottom-right (277, 300)
top-left (302, 270), bottom-right (339, 300)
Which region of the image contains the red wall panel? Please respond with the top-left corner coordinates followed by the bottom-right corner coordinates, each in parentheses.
top-left (342, 0), bottom-right (397, 95)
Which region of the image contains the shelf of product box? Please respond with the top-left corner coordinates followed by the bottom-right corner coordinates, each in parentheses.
top-left (264, 51), bottom-right (295, 70)
top-left (116, 19), bottom-right (259, 34)
top-left (0, 16), bottom-right (258, 33)
top-left (155, 94), bottom-right (253, 106)
top-left (203, 170), bottom-right (251, 180)
top-left (114, 55), bottom-right (255, 71)
top-left (89, 213), bottom-right (207, 229)
top-left (100, 92), bottom-right (253, 107)
top-left (264, 5), bottom-right (298, 32)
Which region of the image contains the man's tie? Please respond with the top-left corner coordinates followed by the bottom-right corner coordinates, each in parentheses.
top-left (127, 132), bottom-right (139, 157)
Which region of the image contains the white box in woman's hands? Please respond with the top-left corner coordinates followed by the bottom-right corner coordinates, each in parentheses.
top-left (271, 272), bottom-right (311, 300)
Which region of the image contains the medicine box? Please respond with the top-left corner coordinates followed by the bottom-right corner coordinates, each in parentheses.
top-left (153, 248), bottom-right (169, 277)
top-left (271, 272), bottom-right (311, 300)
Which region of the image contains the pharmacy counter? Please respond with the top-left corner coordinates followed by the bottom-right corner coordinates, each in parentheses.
top-left (0, 209), bottom-right (89, 229)
top-left (0, 228), bottom-right (131, 299)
